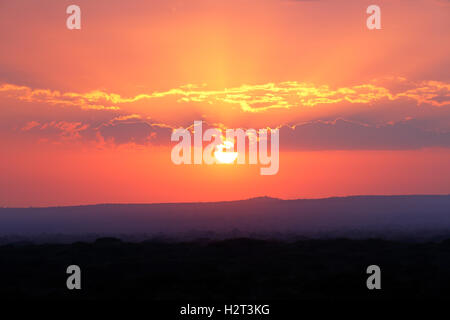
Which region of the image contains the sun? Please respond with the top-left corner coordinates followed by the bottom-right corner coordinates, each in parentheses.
top-left (214, 140), bottom-right (238, 164)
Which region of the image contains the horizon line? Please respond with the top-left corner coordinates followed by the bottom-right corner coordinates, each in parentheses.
top-left (2, 194), bottom-right (450, 209)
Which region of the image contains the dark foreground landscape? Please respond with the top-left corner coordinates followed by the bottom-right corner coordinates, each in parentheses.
top-left (2, 237), bottom-right (450, 300)
top-left (1, 195), bottom-right (450, 302)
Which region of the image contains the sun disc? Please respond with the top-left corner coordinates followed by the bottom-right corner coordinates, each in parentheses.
top-left (214, 141), bottom-right (238, 164)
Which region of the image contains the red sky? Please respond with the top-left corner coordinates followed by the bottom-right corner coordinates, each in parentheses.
top-left (0, 0), bottom-right (449, 206)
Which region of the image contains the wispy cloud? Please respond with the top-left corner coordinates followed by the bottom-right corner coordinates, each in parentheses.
top-left (1, 78), bottom-right (448, 115)
top-left (2, 77), bottom-right (449, 150)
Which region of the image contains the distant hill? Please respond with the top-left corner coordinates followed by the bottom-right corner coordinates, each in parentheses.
top-left (0, 195), bottom-right (450, 241)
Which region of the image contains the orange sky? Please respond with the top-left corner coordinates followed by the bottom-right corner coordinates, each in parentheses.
top-left (0, 0), bottom-right (449, 206)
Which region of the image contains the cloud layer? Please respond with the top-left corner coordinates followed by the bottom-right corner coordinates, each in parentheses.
top-left (1, 77), bottom-right (448, 150)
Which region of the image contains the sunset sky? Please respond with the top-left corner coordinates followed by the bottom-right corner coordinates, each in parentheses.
top-left (1, 0), bottom-right (449, 206)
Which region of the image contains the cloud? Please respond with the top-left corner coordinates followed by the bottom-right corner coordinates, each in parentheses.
top-left (98, 116), bottom-right (173, 146)
top-left (0, 84), bottom-right (121, 111)
top-left (1, 79), bottom-right (448, 117)
top-left (279, 119), bottom-right (450, 150)
top-left (2, 77), bottom-right (449, 150)
top-left (19, 115), bottom-right (174, 147)
top-left (20, 120), bottom-right (89, 142)
top-left (15, 116), bottom-right (450, 151)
